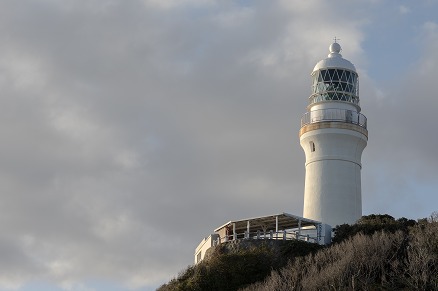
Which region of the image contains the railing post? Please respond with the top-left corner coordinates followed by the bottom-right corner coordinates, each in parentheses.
top-left (298, 219), bottom-right (302, 237)
top-left (247, 220), bottom-right (250, 239)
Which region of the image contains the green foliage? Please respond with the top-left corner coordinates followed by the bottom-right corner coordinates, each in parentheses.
top-left (279, 239), bottom-right (322, 258)
top-left (159, 213), bottom-right (438, 291)
top-left (332, 214), bottom-right (416, 244)
top-left (157, 240), bottom-right (322, 291)
top-left (243, 213), bottom-right (438, 291)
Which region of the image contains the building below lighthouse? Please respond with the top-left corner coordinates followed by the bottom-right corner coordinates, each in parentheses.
top-left (300, 41), bottom-right (368, 227)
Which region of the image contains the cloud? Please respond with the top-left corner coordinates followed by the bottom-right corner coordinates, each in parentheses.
top-left (0, 0), bottom-right (436, 290)
top-left (360, 19), bottom-right (438, 217)
top-left (399, 5), bottom-right (410, 15)
top-left (2, 0), bottom-right (369, 288)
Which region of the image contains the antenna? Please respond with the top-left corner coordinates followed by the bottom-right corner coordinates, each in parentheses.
top-left (333, 36), bottom-right (340, 43)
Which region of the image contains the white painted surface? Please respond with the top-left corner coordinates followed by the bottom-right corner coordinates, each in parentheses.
top-left (312, 43), bottom-right (356, 72)
top-left (301, 42), bottom-right (367, 227)
top-left (301, 127), bottom-right (367, 226)
top-left (309, 101), bottom-right (359, 112)
top-left (194, 233), bottom-right (219, 264)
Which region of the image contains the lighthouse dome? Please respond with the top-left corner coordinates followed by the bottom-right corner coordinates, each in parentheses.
top-left (313, 42), bottom-right (356, 73)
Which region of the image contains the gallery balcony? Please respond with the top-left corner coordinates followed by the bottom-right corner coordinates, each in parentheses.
top-left (301, 108), bottom-right (367, 129)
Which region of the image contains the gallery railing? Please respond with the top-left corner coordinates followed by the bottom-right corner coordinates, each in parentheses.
top-left (301, 108), bottom-right (367, 129)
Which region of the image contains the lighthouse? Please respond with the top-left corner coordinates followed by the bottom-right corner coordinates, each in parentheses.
top-left (299, 41), bottom-right (368, 227)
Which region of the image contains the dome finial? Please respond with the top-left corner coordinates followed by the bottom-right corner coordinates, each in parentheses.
top-left (329, 37), bottom-right (342, 55)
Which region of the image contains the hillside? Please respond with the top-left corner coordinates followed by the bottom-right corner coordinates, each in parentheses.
top-left (158, 213), bottom-right (438, 291)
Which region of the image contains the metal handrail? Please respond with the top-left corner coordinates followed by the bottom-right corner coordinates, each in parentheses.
top-left (214, 230), bottom-right (319, 246)
top-left (301, 108), bottom-right (367, 129)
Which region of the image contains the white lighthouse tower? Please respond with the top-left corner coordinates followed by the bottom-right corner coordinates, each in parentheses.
top-left (299, 41), bottom-right (368, 227)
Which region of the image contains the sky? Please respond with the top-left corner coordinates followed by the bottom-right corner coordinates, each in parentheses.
top-left (0, 0), bottom-right (437, 290)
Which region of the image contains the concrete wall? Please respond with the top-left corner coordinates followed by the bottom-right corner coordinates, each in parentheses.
top-left (194, 234), bottom-right (219, 264)
top-left (300, 125), bottom-right (367, 227)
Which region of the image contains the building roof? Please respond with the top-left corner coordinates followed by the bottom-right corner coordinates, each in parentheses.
top-left (214, 212), bottom-right (321, 233)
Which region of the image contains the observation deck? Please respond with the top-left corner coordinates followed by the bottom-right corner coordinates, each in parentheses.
top-left (300, 108), bottom-right (368, 138)
top-left (301, 108), bottom-right (367, 129)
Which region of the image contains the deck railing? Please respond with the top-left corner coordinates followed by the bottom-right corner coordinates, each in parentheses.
top-left (213, 230), bottom-right (319, 246)
top-left (301, 108), bottom-right (367, 129)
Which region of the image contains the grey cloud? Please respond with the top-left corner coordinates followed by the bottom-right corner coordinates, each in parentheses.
top-left (0, 0), bottom-right (435, 290)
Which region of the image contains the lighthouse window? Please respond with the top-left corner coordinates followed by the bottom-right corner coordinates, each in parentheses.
top-left (323, 70), bottom-right (331, 81)
top-left (310, 141), bottom-right (315, 152)
top-left (340, 70), bottom-right (348, 81)
top-left (310, 68), bottom-right (359, 106)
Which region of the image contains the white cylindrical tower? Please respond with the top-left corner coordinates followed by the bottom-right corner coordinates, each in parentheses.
top-left (300, 41), bottom-right (368, 227)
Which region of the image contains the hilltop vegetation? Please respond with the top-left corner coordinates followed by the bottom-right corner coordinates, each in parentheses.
top-left (158, 213), bottom-right (438, 291)
top-left (158, 240), bottom-right (322, 291)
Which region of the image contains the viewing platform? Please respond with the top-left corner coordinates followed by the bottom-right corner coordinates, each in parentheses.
top-left (301, 108), bottom-right (367, 129)
top-left (194, 213), bottom-right (331, 264)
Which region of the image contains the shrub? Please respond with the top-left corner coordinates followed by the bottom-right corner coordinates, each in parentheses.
top-left (242, 213), bottom-right (438, 291)
top-left (158, 240), bottom-right (322, 291)
top-left (332, 214), bottom-right (416, 244)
